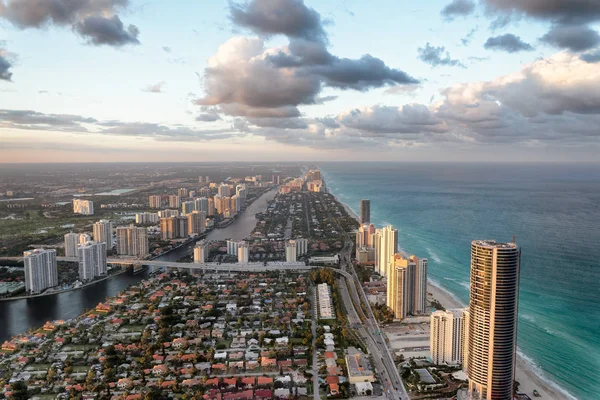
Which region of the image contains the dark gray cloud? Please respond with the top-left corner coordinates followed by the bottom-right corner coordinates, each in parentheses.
top-left (441, 0), bottom-right (475, 19)
top-left (75, 15), bottom-right (139, 46)
top-left (580, 49), bottom-right (600, 63)
top-left (540, 24), bottom-right (600, 51)
top-left (0, 53), bottom-right (13, 81)
top-left (230, 0), bottom-right (326, 43)
top-left (0, 109), bottom-right (96, 131)
top-left (196, 107), bottom-right (221, 122)
top-left (417, 43), bottom-right (465, 67)
top-left (483, 0), bottom-right (600, 24)
top-left (484, 33), bottom-right (534, 52)
top-left (247, 117), bottom-right (308, 129)
top-left (0, 0), bottom-right (139, 46)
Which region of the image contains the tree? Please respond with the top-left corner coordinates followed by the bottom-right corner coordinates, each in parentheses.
top-left (10, 381), bottom-right (28, 400)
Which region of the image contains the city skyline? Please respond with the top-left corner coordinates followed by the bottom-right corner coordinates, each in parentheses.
top-left (1, 0), bottom-right (600, 163)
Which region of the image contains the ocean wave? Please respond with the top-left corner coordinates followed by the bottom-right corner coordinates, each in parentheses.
top-left (425, 247), bottom-right (443, 264)
top-left (517, 349), bottom-right (578, 400)
top-left (428, 278), bottom-right (467, 307)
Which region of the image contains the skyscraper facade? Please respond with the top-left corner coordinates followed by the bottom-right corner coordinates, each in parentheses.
top-left (376, 225), bottom-right (398, 276)
top-left (182, 200), bottom-right (195, 216)
top-left (77, 241), bottom-right (107, 282)
top-left (227, 240), bottom-right (238, 256)
top-left (194, 241), bottom-right (209, 263)
top-left (24, 249), bottom-right (58, 294)
top-left (286, 240), bottom-right (297, 262)
top-left (188, 211), bottom-right (206, 235)
top-left (194, 197), bottom-right (209, 213)
top-left (64, 232), bottom-right (79, 258)
top-left (295, 238), bottom-right (309, 256)
top-left (73, 199), bottom-right (94, 215)
top-left (387, 254), bottom-right (428, 319)
top-left (168, 195), bottom-right (181, 208)
top-left (430, 309), bottom-right (466, 365)
top-left (177, 188), bottom-right (189, 198)
top-left (360, 199), bottom-right (370, 224)
top-left (467, 240), bottom-right (521, 400)
top-left (149, 195), bottom-right (162, 208)
top-left (93, 219), bottom-right (113, 248)
top-left (116, 225), bottom-right (149, 257)
top-left (237, 241), bottom-right (249, 263)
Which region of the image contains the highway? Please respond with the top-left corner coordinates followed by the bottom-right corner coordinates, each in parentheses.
top-left (335, 241), bottom-right (409, 400)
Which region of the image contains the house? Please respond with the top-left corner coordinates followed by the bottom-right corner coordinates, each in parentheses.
top-left (223, 390), bottom-right (253, 400)
top-left (274, 388), bottom-right (290, 398)
top-left (223, 377), bottom-right (237, 388)
top-left (257, 377), bottom-right (273, 386)
top-left (355, 381), bottom-right (374, 396)
top-left (255, 389), bottom-right (273, 400)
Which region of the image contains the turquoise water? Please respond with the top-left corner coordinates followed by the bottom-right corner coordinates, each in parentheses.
top-left (320, 162), bottom-right (600, 400)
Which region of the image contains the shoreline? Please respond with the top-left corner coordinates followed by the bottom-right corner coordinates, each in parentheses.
top-left (320, 170), bottom-right (573, 400)
top-left (0, 268), bottom-right (128, 302)
top-left (427, 280), bottom-right (574, 400)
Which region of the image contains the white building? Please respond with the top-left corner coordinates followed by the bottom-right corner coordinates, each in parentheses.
top-left (24, 249), bottom-right (58, 294)
top-left (194, 241), bottom-right (209, 263)
top-left (414, 258), bottom-right (428, 314)
top-left (93, 219), bottom-right (113, 248)
top-left (431, 309), bottom-right (466, 365)
top-left (238, 241), bottom-right (249, 263)
top-left (218, 183), bottom-right (231, 197)
top-left (73, 199), bottom-right (94, 215)
top-left (231, 194), bottom-right (242, 213)
top-left (158, 209), bottom-right (179, 218)
top-left (77, 241), bottom-right (107, 282)
top-left (286, 240), bottom-right (297, 262)
top-left (194, 197), bottom-right (209, 213)
top-left (317, 283), bottom-right (334, 319)
top-left (64, 232), bottom-right (79, 258)
top-left (375, 225), bottom-right (398, 276)
top-left (227, 240), bottom-right (239, 256)
top-left (135, 212), bottom-right (159, 224)
top-left (295, 238), bottom-right (308, 256)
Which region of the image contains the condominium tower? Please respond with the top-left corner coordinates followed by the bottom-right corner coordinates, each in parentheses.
top-left (77, 241), bottom-right (107, 282)
top-left (93, 219), bottom-right (113, 248)
top-left (467, 240), bottom-right (521, 400)
top-left (73, 199), bottom-right (94, 215)
top-left (116, 225), bottom-right (149, 257)
top-left (430, 309), bottom-right (466, 365)
top-left (149, 195), bottom-right (162, 209)
top-left (64, 232), bottom-right (79, 258)
top-left (24, 249), bottom-right (58, 294)
top-left (286, 240), bottom-right (297, 262)
top-left (360, 199), bottom-right (370, 224)
top-left (193, 241), bottom-right (209, 264)
top-left (376, 225), bottom-right (398, 276)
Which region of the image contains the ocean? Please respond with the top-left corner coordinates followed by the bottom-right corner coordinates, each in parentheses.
top-left (319, 162), bottom-right (600, 400)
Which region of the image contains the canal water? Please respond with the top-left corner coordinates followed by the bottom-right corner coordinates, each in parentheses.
top-left (0, 189), bottom-right (277, 342)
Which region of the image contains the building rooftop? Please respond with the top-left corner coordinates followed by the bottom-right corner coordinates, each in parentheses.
top-left (472, 240), bottom-right (518, 249)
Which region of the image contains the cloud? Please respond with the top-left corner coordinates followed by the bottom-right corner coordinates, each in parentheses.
top-left (230, 0), bottom-right (327, 43)
top-left (0, 0), bottom-right (139, 46)
top-left (441, 0), bottom-right (476, 19)
top-left (580, 49), bottom-right (600, 63)
top-left (417, 43), bottom-right (465, 67)
top-left (461, 26), bottom-right (478, 46)
top-left (142, 81), bottom-right (165, 93)
top-left (75, 15), bottom-right (139, 46)
top-left (196, 107), bottom-right (221, 122)
top-left (540, 24), bottom-right (600, 51)
top-left (484, 33), bottom-right (534, 52)
top-left (0, 52), bottom-right (13, 81)
top-left (196, 0), bottom-right (417, 118)
top-left (162, 46), bottom-right (171, 53)
top-left (0, 109), bottom-right (96, 131)
top-left (338, 104), bottom-right (448, 135)
top-left (483, 0), bottom-right (600, 24)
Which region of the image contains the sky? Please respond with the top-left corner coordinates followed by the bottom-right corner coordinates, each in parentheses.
top-left (1, 0), bottom-right (600, 163)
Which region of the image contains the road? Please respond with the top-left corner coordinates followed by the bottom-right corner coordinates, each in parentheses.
top-left (334, 242), bottom-right (409, 400)
top-left (312, 288), bottom-right (321, 400)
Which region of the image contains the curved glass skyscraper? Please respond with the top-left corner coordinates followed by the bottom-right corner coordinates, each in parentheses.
top-left (467, 240), bottom-right (521, 400)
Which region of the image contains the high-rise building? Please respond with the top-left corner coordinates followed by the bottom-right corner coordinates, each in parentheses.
top-left (149, 195), bottom-right (162, 209)
top-left (189, 190), bottom-right (196, 198)
top-left (64, 232), bottom-right (79, 258)
top-left (160, 216), bottom-right (189, 240)
top-left (194, 241), bottom-right (209, 263)
top-left (227, 240), bottom-right (238, 256)
top-left (93, 219), bottom-right (113, 248)
top-left (205, 176), bottom-right (210, 184)
top-left (177, 188), bottom-right (189, 198)
top-left (73, 199), bottom-right (94, 215)
top-left (231, 194), bottom-right (241, 213)
top-left (286, 240), bottom-right (297, 262)
top-left (272, 175), bottom-right (280, 185)
top-left (188, 211), bottom-right (206, 235)
top-left (168, 195), bottom-right (181, 208)
top-left (295, 238), bottom-right (309, 256)
top-left (207, 197), bottom-right (215, 216)
top-left (195, 197), bottom-right (209, 213)
top-left (431, 309), bottom-right (466, 365)
top-left (24, 249), bottom-right (58, 294)
top-left (182, 200), bottom-right (195, 216)
top-left (77, 241), bottom-right (107, 282)
top-left (463, 308), bottom-right (470, 373)
top-left (79, 233), bottom-right (91, 245)
top-left (199, 187), bottom-right (211, 197)
top-left (238, 241), bottom-right (249, 263)
top-left (376, 225), bottom-right (398, 276)
top-left (360, 199), bottom-right (370, 224)
top-left (467, 240), bottom-right (521, 400)
top-left (218, 184), bottom-right (231, 197)
top-left (356, 223), bottom-right (376, 260)
top-left (387, 254), bottom-right (427, 319)
top-left (116, 225), bottom-right (148, 257)
top-left (136, 212), bottom-right (159, 224)
top-left (158, 209), bottom-right (179, 218)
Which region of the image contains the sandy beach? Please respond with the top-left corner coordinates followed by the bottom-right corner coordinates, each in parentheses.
top-left (428, 281), bottom-right (572, 400)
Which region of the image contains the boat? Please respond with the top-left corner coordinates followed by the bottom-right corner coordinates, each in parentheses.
top-left (533, 389), bottom-right (541, 397)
